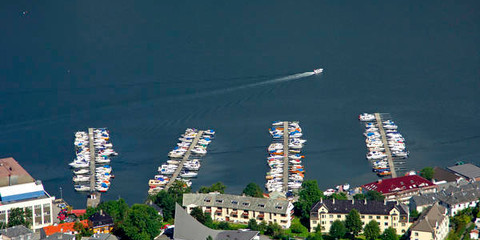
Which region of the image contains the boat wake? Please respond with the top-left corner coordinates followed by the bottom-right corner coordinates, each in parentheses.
top-left (186, 71), bottom-right (316, 99)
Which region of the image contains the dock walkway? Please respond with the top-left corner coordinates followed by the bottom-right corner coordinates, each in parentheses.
top-left (374, 113), bottom-right (397, 178)
top-left (165, 130), bottom-right (204, 190)
top-left (88, 128), bottom-right (96, 192)
top-left (282, 122), bottom-right (289, 193)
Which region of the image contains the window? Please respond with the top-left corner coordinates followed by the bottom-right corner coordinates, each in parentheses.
top-left (258, 204), bottom-right (265, 208)
top-left (216, 199), bottom-right (224, 203)
top-left (415, 232), bottom-right (418, 236)
top-left (313, 221), bottom-right (317, 224)
top-left (361, 215), bottom-right (365, 219)
top-left (330, 221), bottom-right (333, 224)
top-left (384, 222), bottom-right (388, 226)
top-left (384, 216), bottom-right (388, 219)
top-left (402, 223), bottom-right (406, 227)
top-left (231, 201), bottom-right (238, 205)
top-left (275, 206), bottom-right (283, 210)
top-left (242, 202), bottom-right (250, 206)
top-left (376, 216), bottom-right (380, 219)
top-left (337, 215), bottom-right (341, 218)
top-left (204, 198), bottom-right (211, 203)
top-left (330, 215), bottom-right (333, 218)
top-left (369, 216), bottom-right (373, 219)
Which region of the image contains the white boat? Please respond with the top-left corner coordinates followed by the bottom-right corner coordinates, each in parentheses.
top-left (359, 113), bottom-right (375, 122)
top-left (74, 169), bottom-right (89, 175)
top-left (191, 148), bottom-right (207, 155)
top-left (323, 189), bottom-right (335, 196)
top-left (74, 185), bottom-right (91, 192)
top-left (168, 151), bottom-right (185, 158)
top-left (272, 121), bottom-right (284, 126)
top-left (289, 154), bottom-right (304, 160)
top-left (289, 143), bottom-right (303, 149)
top-left (180, 171), bottom-right (198, 178)
top-left (204, 129), bottom-right (215, 135)
top-left (73, 175), bottom-right (90, 182)
top-left (69, 161), bottom-right (90, 168)
top-left (313, 68), bottom-right (323, 74)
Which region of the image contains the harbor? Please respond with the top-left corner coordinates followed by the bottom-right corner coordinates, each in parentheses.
top-left (359, 113), bottom-right (409, 178)
top-left (148, 128), bottom-right (215, 195)
top-left (69, 128), bottom-right (118, 193)
top-left (266, 121), bottom-right (306, 196)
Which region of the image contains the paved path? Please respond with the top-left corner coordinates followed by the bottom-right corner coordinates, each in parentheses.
top-left (374, 113), bottom-right (397, 178)
top-left (282, 122), bottom-right (289, 193)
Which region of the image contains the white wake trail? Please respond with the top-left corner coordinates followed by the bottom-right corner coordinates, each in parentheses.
top-left (186, 71), bottom-right (316, 99)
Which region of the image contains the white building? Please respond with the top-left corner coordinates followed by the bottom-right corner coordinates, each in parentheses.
top-left (0, 157), bottom-right (55, 230)
top-left (410, 203), bottom-right (449, 240)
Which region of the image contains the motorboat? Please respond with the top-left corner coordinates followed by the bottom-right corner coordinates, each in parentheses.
top-left (74, 185), bottom-right (91, 192)
top-left (323, 189), bottom-right (335, 196)
top-left (313, 68), bottom-right (323, 74)
top-left (74, 169), bottom-right (89, 175)
top-left (69, 161), bottom-right (90, 168)
top-left (359, 113), bottom-right (375, 122)
top-left (73, 175), bottom-right (90, 183)
top-left (268, 143), bottom-right (283, 152)
top-left (180, 171), bottom-right (198, 178)
top-left (289, 154), bottom-right (304, 160)
top-left (191, 147), bottom-right (207, 155)
top-left (204, 129), bottom-right (215, 135)
top-left (272, 121), bottom-right (284, 126)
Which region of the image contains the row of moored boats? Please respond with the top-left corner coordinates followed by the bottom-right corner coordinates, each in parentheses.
top-left (265, 121), bottom-right (306, 194)
top-left (147, 128), bottom-right (215, 195)
top-left (359, 113), bottom-right (409, 177)
top-left (69, 128), bottom-right (118, 192)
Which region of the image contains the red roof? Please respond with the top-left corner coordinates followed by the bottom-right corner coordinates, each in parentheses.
top-left (361, 175), bottom-right (435, 195)
top-left (68, 209), bottom-right (86, 216)
top-left (42, 220), bottom-right (89, 236)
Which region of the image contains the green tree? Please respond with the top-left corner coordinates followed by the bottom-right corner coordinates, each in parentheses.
top-left (153, 190), bottom-right (176, 221)
top-left (409, 209), bottom-right (419, 220)
top-left (364, 220), bottom-right (380, 240)
top-left (98, 199), bottom-right (130, 223)
top-left (380, 227), bottom-right (398, 240)
top-left (190, 207), bottom-right (206, 224)
top-left (120, 204), bottom-right (162, 240)
top-left (265, 222), bottom-right (282, 236)
top-left (290, 220), bottom-right (308, 234)
top-left (199, 182), bottom-right (226, 194)
top-left (7, 208), bottom-right (31, 228)
top-left (353, 194), bottom-right (366, 200)
top-left (168, 180), bottom-right (192, 204)
top-left (242, 183), bottom-right (264, 198)
top-left (217, 221), bottom-right (230, 230)
top-left (328, 193), bottom-right (348, 200)
top-left (345, 209), bottom-right (362, 238)
top-left (306, 232), bottom-right (323, 240)
top-left (329, 220), bottom-right (346, 239)
top-left (204, 212), bottom-right (214, 228)
top-left (247, 219), bottom-right (259, 231)
top-left (258, 220), bottom-right (267, 232)
top-left (366, 190), bottom-right (385, 201)
top-left (294, 180), bottom-right (324, 227)
top-left (206, 236), bottom-right (213, 240)
top-left (420, 167), bottom-right (434, 181)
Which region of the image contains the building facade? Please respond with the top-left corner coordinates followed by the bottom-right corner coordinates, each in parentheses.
top-left (0, 182), bottom-right (55, 230)
top-left (361, 175), bottom-right (437, 203)
top-left (310, 199), bottom-right (411, 234)
top-left (183, 193), bottom-right (294, 229)
top-left (88, 211), bottom-right (114, 234)
top-left (410, 203), bottom-right (449, 240)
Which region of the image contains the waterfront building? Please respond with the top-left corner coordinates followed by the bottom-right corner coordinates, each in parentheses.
top-left (409, 182), bottom-right (480, 216)
top-left (432, 167), bottom-right (464, 185)
top-left (88, 211), bottom-right (114, 234)
top-left (182, 193), bottom-right (294, 229)
top-left (174, 203), bottom-right (259, 240)
top-left (44, 233), bottom-right (75, 240)
top-left (309, 199), bottom-right (411, 234)
top-left (40, 220), bottom-right (89, 238)
top-left (410, 203), bottom-right (449, 240)
top-left (0, 157), bottom-right (55, 230)
top-left (361, 175), bottom-right (437, 203)
top-left (447, 163), bottom-right (480, 182)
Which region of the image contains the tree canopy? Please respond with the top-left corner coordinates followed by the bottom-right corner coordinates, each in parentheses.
top-left (329, 220), bottom-right (346, 239)
top-left (366, 190), bottom-right (385, 201)
top-left (120, 204), bottom-right (162, 240)
top-left (364, 220), bottom-right (380, 240)
top-left (242, 183), bottom-right (264, 198)
top-left (199, 182), bottom-right (226, 194)
top-left (7, 208), bottom-right (32, 228)
top-left (153, 190), bottom-right (176, 221)
top-left (247, 219), bottom-right (259, 231)
top-left (420, 167), bottom-right (435, 181)
top-left (345, 209), bottom-right (362, 237)
top-left (381, 227), bottom-right (398, 240)
top-left (294, 180), bottom-right (323, 227)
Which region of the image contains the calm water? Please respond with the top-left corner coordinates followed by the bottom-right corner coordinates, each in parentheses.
top-left (1, 1), bottom-right (479, 208)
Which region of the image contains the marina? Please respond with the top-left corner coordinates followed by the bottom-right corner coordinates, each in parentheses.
top-left (69, 128), bottom-right (118, 193)
top-left (148, 128), bottom-right (215, 195)
top-left (266, 121), bottom-right (306, 195)
top-left (359, 113), bottom-right (409, 178)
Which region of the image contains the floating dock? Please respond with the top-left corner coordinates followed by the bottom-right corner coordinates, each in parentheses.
top-left (374, 113), bottom-right (397, 178)
top-left (282, 122), bottom-right (289, 193)
top-left (164, 130), bottom-right (204, 191)
top-left (88, 128), bottom-right (96, 192)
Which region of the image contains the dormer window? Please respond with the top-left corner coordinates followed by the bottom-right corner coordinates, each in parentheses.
top-left (216, 199), bottom-right (224, 203)
top-left (242, 202), bottom-right (250, 206)
top-left (258, 204), bottom-right (265, 208)
top-left (275, 206), bottom-right (283, 210)
top-left (231, 201), bottom-right (238, 205)
top-left (204, 198), bottom-right (211, 202)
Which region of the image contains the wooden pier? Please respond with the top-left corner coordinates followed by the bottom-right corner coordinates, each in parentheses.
top-left (282, 122), bottom-right (289, 193)
top-left (374, 113), bottom-right (397, 178)
top-left (88, 128), bottom-right (96, 192)
top-left (164, 130), bottom-right (204, 190)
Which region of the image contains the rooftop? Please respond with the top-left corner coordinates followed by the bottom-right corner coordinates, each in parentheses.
top-left (183, 193), bottom-right (291, 214)
top-left (42, 220), bottom-right (89, 236)
top-left (411, 203), bottom-right (447, 234)
top-left (447, 163), bottom-right (480, 180)
top-left (361, 175), bottom-right (436, 195)
top-left (0, 225), bottom-right (34, 238)
top-left (45, 232), bottom-right (76, 240)
top-left (433, 167), bottom-right (461, 183)
top-left (411, 182), bottom-right (480, 207)
top-left (310, 199), bottom-right (407, 218)
top-left (0, 157), bottom-right (35, 187)
top-left (89, 211), bottom-right (114, 227)
top-left (0, 181), bottom-right (50, 204)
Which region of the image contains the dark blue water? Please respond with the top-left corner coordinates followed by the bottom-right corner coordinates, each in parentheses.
top-left (1, 1), bottom-right (479, 208)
